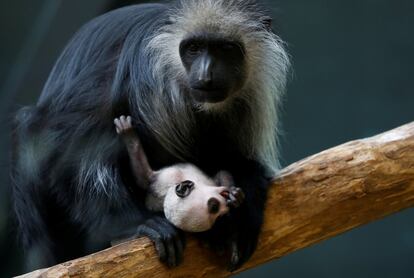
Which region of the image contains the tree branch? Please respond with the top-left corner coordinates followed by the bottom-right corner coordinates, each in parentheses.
top-left (18, 122), bottom-right (414, 278)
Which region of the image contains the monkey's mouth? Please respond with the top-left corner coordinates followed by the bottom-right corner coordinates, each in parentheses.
top-left (190, 88), bottom-right (230, 103)
top-left (220, 190), bottom-right (230, 199)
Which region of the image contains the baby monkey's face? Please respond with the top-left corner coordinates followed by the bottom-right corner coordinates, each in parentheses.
top-left (164, 178), bottom-right (230, 232)
top-left (159, 165), bottom-right (231, 232)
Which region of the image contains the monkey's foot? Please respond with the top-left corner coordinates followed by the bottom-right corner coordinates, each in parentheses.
top-left (136, 216), bottom-right (185, 268)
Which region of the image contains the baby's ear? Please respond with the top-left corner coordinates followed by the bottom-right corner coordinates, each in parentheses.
top-left (214, 171), bottom-right (234, 188)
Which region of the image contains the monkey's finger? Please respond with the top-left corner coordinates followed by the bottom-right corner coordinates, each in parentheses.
top-left (227, 193), bottom-right (239, 208)
top-left (117, 116), bottom-right (125, 129)
top-left (114, 119), bottom-right (123, 130)
top-left (226, 199), bottom-right (236, 208)
top-left (147, 217), bottom-right (181, 267)
top-left (113, 119), bottom-right (122, 133)
top-left (231, 187), bottom-right (243, 196)
top-left (157, 227), bottom-right (176, 267)
top-left (156, 217), bottom-right (184, 267)
top-left (120, 116), bottom-right (128, 129)
top-left (154, 219), bottom-right (183, 267)
top-left (136, 225), bottom-right (167, 263)
top-left (174, 234), bottom-right (184, 266)
top-left (155, 220), bottom-right (177, 267)
top-left (228, 240), bottom-right (240, 272)
top-left (126, 116), bottom-right (132, 126)
top-left (234, 238), bottom-right (255, 271)
top-left (158, 218), bottom-right (185, 266)
top-left (136, 225), bottom-right (166, 260)
top-left (234, 190), bottom-right (245, 205)
top-left (240, 238), bottom-right (255, 268)
top-left (229, 192), bottom-right (237, 202)
top-left (229, 229), bottom-right (257, 271)
top-left (170, 227), bottom-right (185, 266)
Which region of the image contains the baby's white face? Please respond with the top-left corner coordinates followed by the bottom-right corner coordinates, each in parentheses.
top-left (164, 179), bottom-right (229, 232)
top-left (147, 164), bottom-right (230, 232)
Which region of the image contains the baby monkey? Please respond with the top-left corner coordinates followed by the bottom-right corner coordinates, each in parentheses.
top-left (114, 116), bottom-right (245, 232)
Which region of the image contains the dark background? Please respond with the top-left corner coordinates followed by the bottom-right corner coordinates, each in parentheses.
top-left (1, 0), bottom-right (413, 277)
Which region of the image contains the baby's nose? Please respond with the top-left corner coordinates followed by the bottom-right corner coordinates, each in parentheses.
top-left (207, 197), bottom-right (220, 214)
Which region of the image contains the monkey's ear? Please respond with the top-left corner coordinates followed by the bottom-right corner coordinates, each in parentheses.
top-left (261, 16), bottom-right (272, 31)
top-left (214, 171), bottom-right (234, 188)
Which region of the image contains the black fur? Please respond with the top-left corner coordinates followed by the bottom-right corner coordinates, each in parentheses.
top-left (11, 2), bottom-right (274, 272)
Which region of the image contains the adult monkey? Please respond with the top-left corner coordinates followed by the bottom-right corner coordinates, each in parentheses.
top-left (11, 0), bottom-right (289, 272)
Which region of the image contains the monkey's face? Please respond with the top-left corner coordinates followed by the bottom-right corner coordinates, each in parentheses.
top-left (179, 34), bottom-right (246, 103)
top-left (146, 164), bottom-right (234, 232)
top-left (147, 164), bottom-right (232, 232)
top-left (164, 179), bottom-right (230, 232)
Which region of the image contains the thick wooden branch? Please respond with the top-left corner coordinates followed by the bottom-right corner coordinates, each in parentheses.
top-left (19, 122), bottom-right (414, 278)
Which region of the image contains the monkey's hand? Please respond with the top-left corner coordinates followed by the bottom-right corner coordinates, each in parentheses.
top-left (214, 171), bottom-right (244, 208)
top-left (203, 162), bottom-right (269, 271)
top-left (200, 202), bottom-right (261, 272)
top-left (135, 216), bottom-right (185, 268)
top-left (225, 186), bottom-right (245, 208)
top-left (114, 115), bottom-right (134, 135)
top-left (227, 216), bottom-right (260, 272)
top-left (114, 115), bottom-right (139, 147)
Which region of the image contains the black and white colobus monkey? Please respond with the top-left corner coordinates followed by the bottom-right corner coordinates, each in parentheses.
top-left (11, 0), bottom-right (289, 272)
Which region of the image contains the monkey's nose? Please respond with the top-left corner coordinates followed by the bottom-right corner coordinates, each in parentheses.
top-left (207, 198), bottom-right (220, 214)
top-left (193, 76), bottom-right (214, 91)
top-left (198, 53), bottom-right (213, 87)
top-left (200, 77), bottom-right (212, 86)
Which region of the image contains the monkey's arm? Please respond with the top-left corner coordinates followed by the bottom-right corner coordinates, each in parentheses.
top-left (200, 158), bottom-right (268, 271)
top-left (114, 116), bottom-right (154, 189)
top-left (229, 160), bottom-right (269, 270)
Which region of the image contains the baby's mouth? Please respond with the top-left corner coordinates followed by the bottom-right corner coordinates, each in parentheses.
top-left (220, 190), bottom-right (230, 199)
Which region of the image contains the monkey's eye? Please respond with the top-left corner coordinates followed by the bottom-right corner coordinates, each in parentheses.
top-left (220, 42), bottom-right (245, 56)
top-left (175, 180), bottom-right (195, 198)
top-left (221, 43), bottom-right (237, 50)
top-left (187, 42), bottom-right (203, 55)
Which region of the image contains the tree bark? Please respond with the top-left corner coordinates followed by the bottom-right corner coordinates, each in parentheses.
top-left (18, 122), bottom-right (414, 278)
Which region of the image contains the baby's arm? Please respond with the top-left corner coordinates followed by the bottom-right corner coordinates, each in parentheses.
top-left (114, 116), bottom-right (154, 189)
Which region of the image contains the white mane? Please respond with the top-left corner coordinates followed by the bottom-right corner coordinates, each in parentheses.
top-left (143, 0), bottom-right (290, 172)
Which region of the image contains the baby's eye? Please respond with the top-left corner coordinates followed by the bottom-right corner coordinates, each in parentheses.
top-left (175, 180), bottom-right (194, 198)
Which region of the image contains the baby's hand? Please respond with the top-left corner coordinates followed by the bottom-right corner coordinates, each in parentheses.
top-left (226, 186), bottom-right (245, 208)
top-left (114, 115), bottom-right (133, 134)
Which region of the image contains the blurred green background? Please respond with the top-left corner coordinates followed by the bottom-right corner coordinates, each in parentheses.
top-left (1, 0), bottom-right (413, 277)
